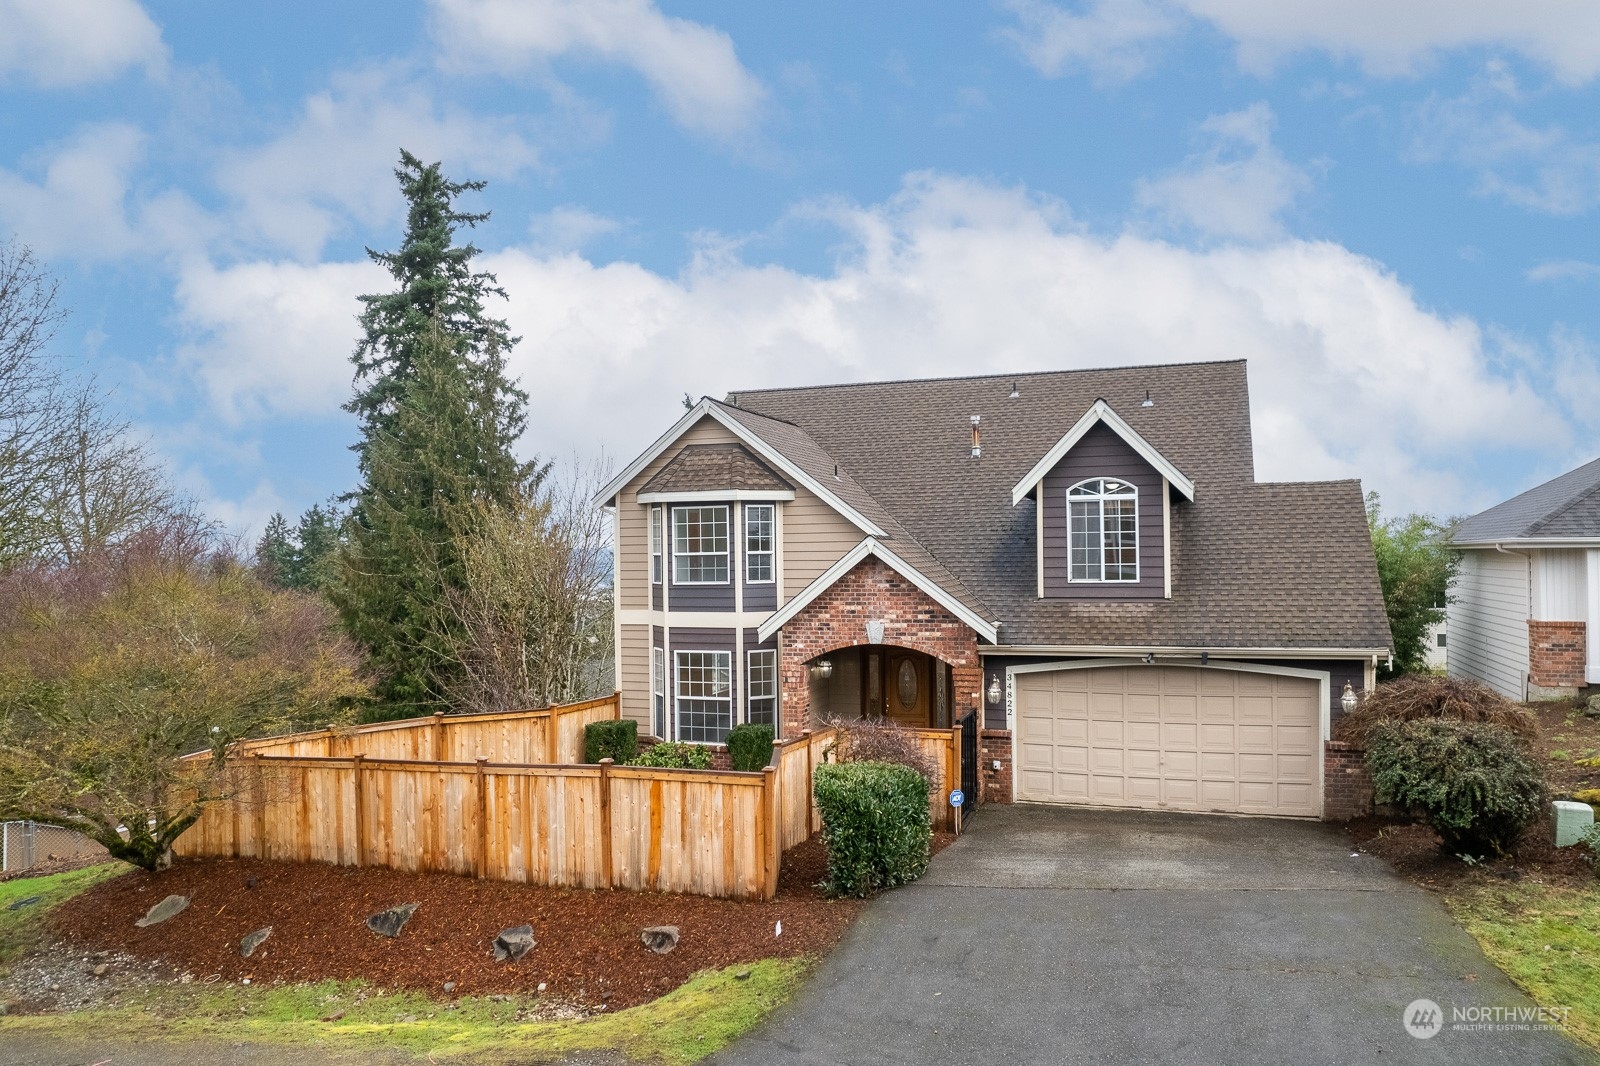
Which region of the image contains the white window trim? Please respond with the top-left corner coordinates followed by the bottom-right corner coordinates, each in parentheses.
top-left (649, 506), bottom-right (663, 586)
top-left (745, 503), bottom-right (776, 585)
top-left (1067, 478), bottom-right (1140, 584)
top-left (671, 504), bottom-right (731, 586)
top-left (747, 648), bottom-right (777, 726)
top-left (674, 649), bottom-right (734, 745)
top-left (651, 646), bottom-right (667, 738)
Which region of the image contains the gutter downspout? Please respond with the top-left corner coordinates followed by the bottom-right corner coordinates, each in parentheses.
top-left (1496, 543), bottom-right (1532, 700)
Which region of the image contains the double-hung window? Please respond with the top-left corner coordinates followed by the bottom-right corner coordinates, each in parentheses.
top-left (673, 506), bottom-right (729, 584)
top-left (649, 506), bottom-right (663, 585)
top-left (1068, 478), bottom-right (1139, 582)
top-left (675, 650), bottom-right (733, 743)
top-left (652, 646), bottom-right (667, 738)
top-left (745, 504), bottom-right (775, 584)
top-left (747, 649), bottom-right (777, 728)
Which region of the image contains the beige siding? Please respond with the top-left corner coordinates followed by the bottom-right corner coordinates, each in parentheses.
top-left (619, 623), bottom-right (653, 729)
top-left (1533, 548), bottom-right (1588, 622)
top-left (781, 489), bottom-right (861, 602)
top-left (1448, 548), bottom-right (1530, 700)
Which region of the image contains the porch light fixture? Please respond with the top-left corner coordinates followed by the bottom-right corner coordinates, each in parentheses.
top-left (986, 676), bottom-right (1002, 706)
top-left (811, 659), bottom-right (834, 680)
top-left (1340, 681), bottom-right (1358, 716)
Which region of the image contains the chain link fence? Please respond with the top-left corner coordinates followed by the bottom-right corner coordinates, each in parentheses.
top-left (1, 821), bottom-right (109, 874)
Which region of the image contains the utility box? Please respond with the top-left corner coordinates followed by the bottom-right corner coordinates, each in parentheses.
top-left (1553, 800), bottom-right (1595, 847)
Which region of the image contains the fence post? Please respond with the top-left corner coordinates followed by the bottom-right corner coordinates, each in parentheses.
top-left (949, 725), bottom-right (962, 835)
top-left (598, 758), bottom-right (614, 889)
top-left (762, 765), bottom-right (780, 900)
top-left (433, 712), bottom-right (447, 761)
top-left (251, 753), bottom-right (267, 859)
top-left (802, 730), bottom-right (816, 838)
top-left (352, 754), bottom-right (366, 867)
top-left (548, 709), bottom-right (561, 765)
top-left (475, 757), bottom-right (489, 879)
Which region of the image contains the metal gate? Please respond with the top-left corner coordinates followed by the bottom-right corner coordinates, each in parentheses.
top-left (959, 710), bottom-right (979, 817)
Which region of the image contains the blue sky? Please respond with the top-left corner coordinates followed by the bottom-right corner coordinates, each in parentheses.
top-left (3, 0), bottom-right (1599, 533)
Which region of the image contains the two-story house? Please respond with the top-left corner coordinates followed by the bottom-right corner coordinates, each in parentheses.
top-left (597, 359), bottom-right (1391, 818)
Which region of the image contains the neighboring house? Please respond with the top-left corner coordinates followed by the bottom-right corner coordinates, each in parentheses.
top-left (1424, 614), bottom-right (1447, 671)
top-left (1449, 457), bottom-right (1600, 701)
top-left (597, 360), bottom-right (1391, 818)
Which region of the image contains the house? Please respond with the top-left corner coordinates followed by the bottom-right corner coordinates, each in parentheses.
top-left (597, 360), bottom-right (1391, 818)
top-left (1449, 456), bottom-right (1600, 700)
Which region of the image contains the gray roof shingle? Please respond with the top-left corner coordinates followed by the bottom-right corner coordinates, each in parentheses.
top-left (725, 360), bottom-right (1391, 652)
top-left (1453, 456), bottom-right (1600, 542)
top-left (638, 443), bottom-right (792, 495)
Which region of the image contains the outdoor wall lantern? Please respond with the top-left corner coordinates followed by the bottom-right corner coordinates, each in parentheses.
top-left (986, 676), bottom-right (1002, 706)
top-left (811, 659), bottom-right (834, 680)
top-left (1340, 681), bottom-right (1359, 716)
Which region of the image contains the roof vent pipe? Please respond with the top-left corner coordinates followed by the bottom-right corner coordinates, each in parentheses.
top-left (1009, 381), bottom-right (1019, 399)
top-left (970, 415), bottom-right (982, 458)
top-left (1141, 389), bottom-right (1154, 408)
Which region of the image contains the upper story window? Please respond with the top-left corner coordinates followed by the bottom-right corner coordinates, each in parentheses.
top-left (673, 505), bottom-right (730, 584)
top-left (1068, 478), bottom-right (1138, 583)
top-left (745, 504), bottom-right (775, 583)
top-left (649, 506), bottom-right (663, 585)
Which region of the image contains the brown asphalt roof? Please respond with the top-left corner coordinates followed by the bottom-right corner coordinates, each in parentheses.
top-left (724, 360), bottom-right (1391, 652)
top-left (638, 443), bottom-right (792, 495)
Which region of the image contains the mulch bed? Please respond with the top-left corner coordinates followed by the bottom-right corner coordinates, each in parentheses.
top-left (50, 840), bottom-right (863, 1011)
top-left (1529, 699), bottom-right (1600, 797)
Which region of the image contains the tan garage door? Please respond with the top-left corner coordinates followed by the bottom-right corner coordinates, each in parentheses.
top-left (1015, 666), bottom-right (1321, 817)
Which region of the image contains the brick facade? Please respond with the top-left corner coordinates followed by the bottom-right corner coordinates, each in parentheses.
top-left (1323, 740), bottom-right (1373, 821)
top-left (980, 729), bottom-right (1013, 804)
top-left (1529, 620), bottom-right (1587, 691)
top-left (777, 555), bottom-right (983, 738)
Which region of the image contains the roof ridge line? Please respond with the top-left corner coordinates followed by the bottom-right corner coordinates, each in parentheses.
top-left (725, 358), bottom-right (1246, 398)
top-left (1526, 476), bottom-right (1600, 536)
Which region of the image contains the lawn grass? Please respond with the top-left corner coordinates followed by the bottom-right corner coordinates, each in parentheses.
top-left (0, 863), bottom-right (128, 971)
top-left (1444, 879), bottom-right (1600, 1050)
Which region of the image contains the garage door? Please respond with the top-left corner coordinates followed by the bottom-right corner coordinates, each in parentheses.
top-left (1015, 666), bottom-right (1321, 817)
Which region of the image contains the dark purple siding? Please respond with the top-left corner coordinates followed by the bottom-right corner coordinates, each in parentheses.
top-left (1039, 422), bottom-right (1165, 600)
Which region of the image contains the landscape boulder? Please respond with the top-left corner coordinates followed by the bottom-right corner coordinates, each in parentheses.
top-left (493, 924), bottom-right (536, 962)
top-left (135, 895), bottom-right (189, 928)
top-left (366, 903), bottom-right (419, 938)
top-left (640, 925), bottom-right (679, 955)
top-left (240, 926), bottom-right (273, 958)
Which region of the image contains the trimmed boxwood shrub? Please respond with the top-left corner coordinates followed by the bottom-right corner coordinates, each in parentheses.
top-left (726, 723), bottom-right (774, 773)
top-left (584, 719), bottom-right (637, 765)
top-left (1366, 718), bottom-right (1544, 857)
top-left (629, 741), bottom-right (713, 770)
top-left (814, 760), bottom-right (931, 897)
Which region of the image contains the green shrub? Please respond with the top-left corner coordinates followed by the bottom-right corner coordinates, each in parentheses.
top-left (584, 719), bottom-right (637, 765)
top-left (1366, 718), bottom-right (1545, 857)
top-left (629, 741), bottom-right (713, 770)
top-left (1581, 824), bottom-right (1600, 874)
top-left (726, 723), bottom-right (774, 772)
top-left (813, 760), bottom-right (931, 897)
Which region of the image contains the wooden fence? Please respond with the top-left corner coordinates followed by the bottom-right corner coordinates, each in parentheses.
top-left (173, 699), bottom-right (963, 901)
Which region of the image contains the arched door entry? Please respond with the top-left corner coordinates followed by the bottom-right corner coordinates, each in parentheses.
top-left (813, 645), bottom-right (952, 729)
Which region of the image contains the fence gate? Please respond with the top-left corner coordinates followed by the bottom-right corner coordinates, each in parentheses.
top-left (959, 711), bottom-right (979, 817)
top-left (2, 821), bottom-right (108, 874)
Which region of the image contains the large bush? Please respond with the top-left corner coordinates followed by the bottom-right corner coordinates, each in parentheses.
top-left (824, 717), bottom-right (938, 792)
top-left (629, 741), bottom-right (712, 770)
top-left (726, 723), bottom-right (774, 772)
top-left (1366, 718), bottom-right (1545, 857)
top-left (1335, 674), bottom-right (1537, 745)
top-left (584, 719), bottom-right (637, 764)
top-left (813, 760), bottom-right (931, 897)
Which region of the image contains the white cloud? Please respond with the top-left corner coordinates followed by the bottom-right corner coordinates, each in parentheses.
top-left (213, 67), bottom-right (541, 259)
top-left (0, 0), bottom-right (165, 88)
top-left (527, 205), bottom-right (622, 253)
top-left (173, 174), bottom-right (1574, 515)
top-left (430, 0), bottom-right (766, 137)
top-left (997, 0), bottom-right (1178, 84)
top-left (1528, 259), bottom-right (1600, 283)
top-left (1000, 0), bottom-right (1600, 85)
top-left (1134, 102), bottom-right (1312, 240)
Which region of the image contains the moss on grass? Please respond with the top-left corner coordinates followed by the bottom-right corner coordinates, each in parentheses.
top-left (1444, 879), bottom-right (1600, 1050)
top-left (0, 863), bottom-right (128, 971)
top-left (1, 957), bottom-right (809, 1063)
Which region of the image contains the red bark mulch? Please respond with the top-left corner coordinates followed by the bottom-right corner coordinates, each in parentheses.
top-left (1346, 813), bottom-right (1595, 891)
top-left (50, 840), bottom-right (862, 1011)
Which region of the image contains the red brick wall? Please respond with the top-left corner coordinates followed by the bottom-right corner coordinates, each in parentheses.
top-left (1529, 620), bottom-right (1587, 689)
top-left (1324, 740), bottom-right (1373, 821)
top-left (980, 729), bottom-right (1013, 804)
top-left (778, 555), bottom-right (983, 737)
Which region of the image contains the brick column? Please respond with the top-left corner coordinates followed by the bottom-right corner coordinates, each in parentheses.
top-left (980, 729), bottom-right (1013, 804)
top-left (1324, 740), bottom-right (1373, 821)
top-left (1529, 620), bottom-right (1587, 694)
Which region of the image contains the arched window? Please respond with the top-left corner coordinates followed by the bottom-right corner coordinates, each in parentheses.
top-left (1068, 478), bottom-right (1138, 583)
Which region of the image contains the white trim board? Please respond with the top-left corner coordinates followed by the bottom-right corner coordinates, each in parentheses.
top-left (594, 400), bottom-right (886, 538)
top-left (637, 489), bottom-right (795, 504)
top-left (756, 537), bottom-right (998, 645)
top-left (1010, 399), bottom-right (1196, 506)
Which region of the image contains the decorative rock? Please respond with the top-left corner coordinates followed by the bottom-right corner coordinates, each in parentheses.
top-left (1585, 693), bottom-right (1600, 717)
top-left (493, 924), bottom-right (536, 962)
top-left (442, 981), bottom-right (456, 993)
top-left (240, 926), bottom-right (273, 958)
top-left (135, 895), bottom-right (189, 928)
top-left (640, 925), bottom-right (680, 955)
top-left (92, 964), bottom-right (109, 977)
top-left (365, 903), bottom-right (418, 938)
top-left (6, 896), bottom-right (41, 911)
top-left (1554, 800), bottom-right (1596, 847)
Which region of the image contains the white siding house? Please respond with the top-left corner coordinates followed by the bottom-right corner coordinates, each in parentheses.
top-left (1447, 549), bottom-right (1530, 699)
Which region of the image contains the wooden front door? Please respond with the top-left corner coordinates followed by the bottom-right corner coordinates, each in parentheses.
top-left (885, 651), bottom-right (929, 728)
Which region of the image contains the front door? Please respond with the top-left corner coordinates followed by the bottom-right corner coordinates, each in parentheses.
top-left (885, 651), bottom-right (929, 728)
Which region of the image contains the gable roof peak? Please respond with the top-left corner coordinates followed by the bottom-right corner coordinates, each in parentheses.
top-left (1010, 398), bottom-right (1197, 505)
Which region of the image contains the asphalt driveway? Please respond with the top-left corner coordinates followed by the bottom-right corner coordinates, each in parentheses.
top-left (712, 805), bottom-right (1598, 1066)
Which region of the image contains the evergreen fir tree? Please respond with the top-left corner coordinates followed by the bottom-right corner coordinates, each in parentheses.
top-left (336, 153), bottom-right (539, 715)
top-left (292, 502), bottom-right (345, 593)
top-left (253, 513), bottom-right (296, 587)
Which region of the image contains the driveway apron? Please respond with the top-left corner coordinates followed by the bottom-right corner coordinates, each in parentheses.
top-left (711, 805), bottom-right (1597, 1066)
